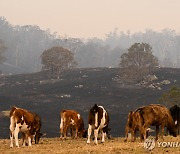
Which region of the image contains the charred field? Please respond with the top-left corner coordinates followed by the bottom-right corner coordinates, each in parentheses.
top-left (0, 67), bottom-right (180, 139)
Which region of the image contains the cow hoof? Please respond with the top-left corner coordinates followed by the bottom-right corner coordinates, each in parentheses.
top-left (94, 142), bottom-right (98, 145)
top-left (124, 139), bottom-right (127, 142)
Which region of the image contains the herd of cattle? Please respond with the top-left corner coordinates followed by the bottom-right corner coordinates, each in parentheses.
top-left (9, 104), bottom-right (180, 148)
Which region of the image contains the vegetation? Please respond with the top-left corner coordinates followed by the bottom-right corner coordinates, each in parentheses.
top-left (0, 39), bottom-right (7, 64)
top-left (1, 17), bottom-right (180, 74)
top-left (41, 46), bottom-right (77, 78)
top-left (159, 86), bottom-right (180, 107)
top-left (119, 43), bottom-right (159, 82)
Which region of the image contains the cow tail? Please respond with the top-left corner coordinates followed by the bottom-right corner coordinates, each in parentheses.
top-left (60, 111), bottom-right (65, 129)
top-left (10, 106), bottom-right (17, 117)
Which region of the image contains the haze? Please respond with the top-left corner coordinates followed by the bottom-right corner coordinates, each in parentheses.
top-left (1, 0), bottom-right (180, 38)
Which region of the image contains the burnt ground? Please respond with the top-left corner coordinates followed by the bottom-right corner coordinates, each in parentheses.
top-left (0, 67), bottom-right (180, 139)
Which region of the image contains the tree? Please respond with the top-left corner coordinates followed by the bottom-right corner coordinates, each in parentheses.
top-left (0, 39), bottom-right (7, 64)
top-left (159, 86), bottom-right (180, 107)
top-left (119, 43), bottom-right (159, 82)
top-left (41, 46), bottom-right (77, 78)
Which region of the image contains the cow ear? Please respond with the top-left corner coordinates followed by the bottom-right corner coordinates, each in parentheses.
top-left (94, 104), bottom-right (98, 107)
top-left (129, 111), bottom-right (133, 115)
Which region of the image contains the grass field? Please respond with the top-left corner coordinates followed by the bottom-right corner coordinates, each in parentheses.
top-left (0, 136), bottom-right (179, 154)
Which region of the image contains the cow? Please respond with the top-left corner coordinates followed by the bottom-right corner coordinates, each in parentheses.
top-left (124, 109), bottom-right (154, 142)
top-left (137, 104), bottom-right (177, 140)
top-left (87, 104), bottom-right (109, 145)
top-left (169, 105), bottom-right (180, 135)
top-left (9, 106), bottom-right (42, 148)
top-left (124, 110), bottom-right (144, 142)
top-left (60, 110), bottom-right (86, 139)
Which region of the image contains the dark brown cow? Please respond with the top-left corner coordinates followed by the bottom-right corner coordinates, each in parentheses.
top-left (137, 104), bottom-right (177, 140)
top-left (87, 104), bottom-right (109, 145)
top-left (124, 110), bottom-right (144, 142)
top-left (169, 105), bottom-right (180, 135)
top-left (124, 109), bottom-right (153, 142)
top-left (60, 110), bottom-right (85, 139)
top-left (9, 106), bottom-right (42, 148)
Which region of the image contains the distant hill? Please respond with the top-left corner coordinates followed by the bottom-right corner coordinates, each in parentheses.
top-left (0, 67), bottom-right (180, 139)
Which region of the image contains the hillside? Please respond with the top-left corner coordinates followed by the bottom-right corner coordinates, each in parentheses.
top-left (0, 67), bottom-right (180, 139)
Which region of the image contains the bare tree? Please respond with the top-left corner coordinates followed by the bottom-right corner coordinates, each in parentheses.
top-left (41, 46), bottom-right (77, 78)
top-left (0, 39), bottom-right (7, 64)
top-left (119, 43), bottom-right (159, 82)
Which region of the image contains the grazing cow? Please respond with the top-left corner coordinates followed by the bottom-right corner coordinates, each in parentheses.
top-left (169, 105), bottom-right (180, 135)
top-left (9, 106), bottom-right (42, 148)
top-left (60, 110), bottom-right (86, 139)
top-left (124, 109), bottom-right (154, 142)
top-left (87, 104), bottom-right (109, 145)
top-left (137, 104), bottom-right (177, 140)
top-left (124, 110), bottom-right (144, 142)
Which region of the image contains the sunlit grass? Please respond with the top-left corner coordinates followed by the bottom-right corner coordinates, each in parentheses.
top-left (0, 136), bottom-right (179, 154)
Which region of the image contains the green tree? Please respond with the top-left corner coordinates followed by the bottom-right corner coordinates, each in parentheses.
top-left (119, 43), bottom-right (159, 82)
top-left (41, 46), bottom-right (77, 78)
top-left (159, 86), bottom-right (180, 107)
top-left (0, 39), bottom-right (7, 64)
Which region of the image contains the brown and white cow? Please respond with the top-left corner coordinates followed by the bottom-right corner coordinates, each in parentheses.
top-left (9, 106), bottom-right (42, 148)
top-left (137, 104), bottom-right (177, 140)
top-left (60, 110), bottom-right (86, 139)
top-left (87, 104), bottom-right (109, 145)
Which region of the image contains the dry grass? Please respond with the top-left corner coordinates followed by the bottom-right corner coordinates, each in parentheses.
top-left (0, 136), bottom-right (179, 154)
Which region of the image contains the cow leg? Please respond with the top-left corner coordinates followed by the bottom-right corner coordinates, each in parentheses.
top-left (131, 129), bottom-right (136, 142)
top-left (142, 124), bottom-right (149, 140)
top-left (155, 125), bottom-right (159, 141)
top-left (70, 127), bottom-right (73, 138)
top-left (101, 130), bottom-right (106, 143)
top-left (22, 133), bottom-right (26, 147)
top-left (87, 124), bottom-right (92, 144)
top-left (60, 118), bottom-right (64, 138)
top-left (140, 134), bottom-right (144, 142)
top-left (63, 124), bottom-right (68, 139)
top-left (75, 126), bottom-right (78, 139)
top-left (10, 131), bottom-right (14, 148)
top-left (27, 136), bottom-right (32, 147)
top-left (14, 123), bottom-right (21, 147)
top-left (94, 128), bottom-right (99, 145)
top-left (160, 125), bottom-right (164, 140)
top-left (124, 126), bottom-right (129, 142)
top-left (22, 133), bottom-right (29, 147)
top-left (9, 116), bottom-right (15, 148)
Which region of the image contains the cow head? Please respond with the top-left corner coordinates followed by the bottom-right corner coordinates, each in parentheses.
top-left (35, 132), bottom-right (42, 144)
top-left (91, 104), bottom-right (99, 114)
top-left (168, 128), bottom-right (177, 137)
top-left (35, 132), bottom-right (46, 144)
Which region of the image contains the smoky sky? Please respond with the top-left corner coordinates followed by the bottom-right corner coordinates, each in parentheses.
top-left (0, 0), bottom-right (180, 38)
